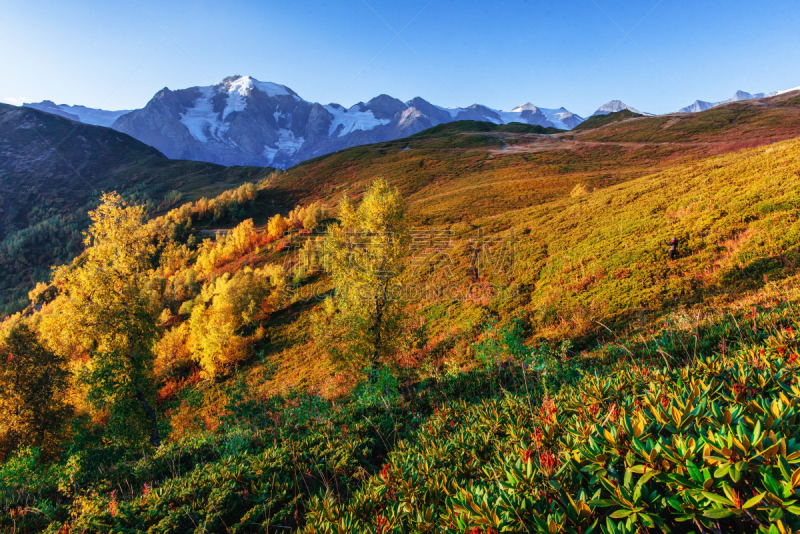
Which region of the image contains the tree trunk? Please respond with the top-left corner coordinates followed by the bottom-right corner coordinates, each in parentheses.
top-left (369, 279), bottom-right (390, 370)
top-left (135, 381), bottom-right (161, 448)
top-left (128, 347), bottom-right (161, 448)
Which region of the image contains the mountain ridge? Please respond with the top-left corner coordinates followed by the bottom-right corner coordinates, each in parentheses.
top-left (25, 76), bottom-right (586, 169)
top-left (677, 89), bottom-right (778, 113)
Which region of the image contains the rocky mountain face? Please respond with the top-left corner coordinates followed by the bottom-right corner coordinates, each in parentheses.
top-left (27, 76), bottom-right (587, 169)
top-left (678, 90), bottom-right (778, 113)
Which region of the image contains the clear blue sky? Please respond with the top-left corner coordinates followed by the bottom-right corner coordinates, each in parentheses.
top-left (1, 0), bottom-right (798, 116)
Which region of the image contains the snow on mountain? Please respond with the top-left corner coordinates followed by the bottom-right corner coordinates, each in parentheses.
top-left (323, 104), bottom-right (391, 137)
top-left (678, 90), bottom-right (777, 113)
top-left (263, 129), bottom-right (305, 164)
top-left (23, 100), bottom-right (131, 127)
top-left (593, 100), bottom-right (652, 116)
top-left (180, 86), bottom-right (220, 142)
top-left (432, 102), bottom-right (584, 130)
top-left (538, 107), bottom-right (585, 130)
top-left (777, 85), bottom-right (800, 95)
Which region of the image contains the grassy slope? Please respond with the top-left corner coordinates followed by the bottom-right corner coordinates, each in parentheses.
top-left (6, 137), bottom-right (800, 533)
top-left (246, 138), bottom-right (800, 401)
top-left (571, 109), bottom-right (644, 131)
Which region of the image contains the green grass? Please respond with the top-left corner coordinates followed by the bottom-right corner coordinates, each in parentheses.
top-left (410, 120), bottom-right (564, 136)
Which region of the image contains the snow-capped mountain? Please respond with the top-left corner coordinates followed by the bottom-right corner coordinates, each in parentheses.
top-left (678, 90), bottom-right (777, 114)
top-left (777, 86), bottom-right (800, 95)
top-left (24, 76), bottom-right (585, 169)
top-left (431, 102), bottom-right (585, 130)
top-left (592, 100), bottom-right (652, 116)
top-left (22, 100), bottom-right (131, 127)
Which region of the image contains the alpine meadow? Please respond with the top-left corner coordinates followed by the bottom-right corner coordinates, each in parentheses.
top-left (4, 11), bottom-right (800, 532)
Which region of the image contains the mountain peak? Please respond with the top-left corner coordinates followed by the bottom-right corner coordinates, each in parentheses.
top-left (218, 75), bottom-right (301, 100)
top-left (511, 102), bottom-right (540, 113)
top-left (679, 89), bottom-right (778, 113)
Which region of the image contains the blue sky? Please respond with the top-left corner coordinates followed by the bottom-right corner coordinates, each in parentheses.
top-left (1, 0), bottom-right (798, 116)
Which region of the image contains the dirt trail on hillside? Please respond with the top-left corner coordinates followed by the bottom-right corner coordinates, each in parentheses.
top-left (486, 138), bottom-right (783, 155)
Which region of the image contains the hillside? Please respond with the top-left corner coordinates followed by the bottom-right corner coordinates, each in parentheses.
top-left (2, 121), bottom-right (800, 532)
top-left (574, 89), bottom-right (800, 144)
top-left (0, 103), bottom-right (271, 315)
top-left (3, 93), bottom-right (800, 533)
top-left (572, 109), bottom-right (644, 131)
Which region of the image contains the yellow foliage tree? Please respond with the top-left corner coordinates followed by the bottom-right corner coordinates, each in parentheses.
top-left (267, 214), bottom-right (289, 240)
top-left (288, 201), bottom-right (328, 230)
top-left (196, 219), bottom-right (259, 275)
top-left (53, 192), bottom-right (164, 448)
top-left (154, 322), bottom-right (192, 378)
top-left (322, 179), bottom-right (410, 371)
top-left (0, 324), bottom-right (72, 460)
top-left (188, 267), bottom-right (285, 377)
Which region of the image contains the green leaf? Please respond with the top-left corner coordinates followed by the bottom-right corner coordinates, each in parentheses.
top-left (743, 492), bottom-right (765, 509)
top-left (714, 464), bottom-right (731, 479)
top-left (610, 509), bottom-right (633, 519)
top-left (701, 492), bottom-right (734, 506)
top-left (703, 508), bottom-right (734, 519)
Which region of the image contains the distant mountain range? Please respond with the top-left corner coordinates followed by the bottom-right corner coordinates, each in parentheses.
top-left (24, 76), bottom-right (586, 169)
top-left (677, 90), bottom-right (778, 114)
top-left (21, 77), bottom-right (798, 169)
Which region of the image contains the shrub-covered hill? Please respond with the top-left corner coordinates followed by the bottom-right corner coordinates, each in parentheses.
top-left (4, 281), bottom-right (800, 533)
top-left (571, 110), bottom-right (644, 132)
top-left (3, 102), bottom-right (800, 532)
top-left (0, 103), bottom-right (272, 316)
top-left (410, 120), bottom-right (565, 136)
top-left (259, 136), bottom-right (800, 369)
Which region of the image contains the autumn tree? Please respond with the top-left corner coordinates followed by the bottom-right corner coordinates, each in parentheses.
top-left (0, 324), bottom-right (71, 460)
top-left (55, 192), bottom-right (164, 448)
top-left (322, 179), bottom-right (410, 372)
top-left (188, 266), bottom-right (285, 377)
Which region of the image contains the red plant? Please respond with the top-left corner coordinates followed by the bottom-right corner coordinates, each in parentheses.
top-left (539, 451), bottom-right (561, 477)
top-left (522, 449), bottom-right (535, 463)
top-left (109, 490), bottom-right (118, 517)
top-left (531, 427), bottom-right (544, 446)
top-left (156, 378), bottom-right (185, 405)
top-left (540, 396), bottom-right (557, 424)
top-left (608, 403), bottom-right (619, 423)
